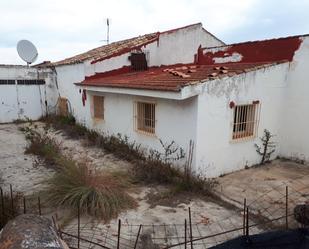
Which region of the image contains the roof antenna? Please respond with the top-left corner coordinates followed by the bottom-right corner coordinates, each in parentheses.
top-left (101, 18), bottom-right (110, 44)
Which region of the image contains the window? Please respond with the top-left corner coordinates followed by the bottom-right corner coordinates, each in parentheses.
top-left (232, 103), bottom-right (260, 140)
top-left (93, 96), bottom-right (104, 119)
top-left (134, 102), bottom-right (156, 135)
top-left (17, 79), bottom-right (45, 85)
top-left (0, 79), bottom-right (15, 85)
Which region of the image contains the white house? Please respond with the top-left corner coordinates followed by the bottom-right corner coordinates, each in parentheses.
top-left (1, 23), bottom-right (309, 177)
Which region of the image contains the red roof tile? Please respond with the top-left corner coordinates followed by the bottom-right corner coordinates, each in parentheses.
top-left (78, 61), bottom-right (286, 92)
top-left (53, 33), bottom-right (158, 66)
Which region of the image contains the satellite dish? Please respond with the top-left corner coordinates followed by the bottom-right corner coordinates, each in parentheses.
top-left (17, 40), bottom-right (38, 65)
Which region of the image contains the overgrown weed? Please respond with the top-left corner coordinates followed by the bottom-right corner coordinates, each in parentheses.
top-left (40, 115), bottom-right (217, 194)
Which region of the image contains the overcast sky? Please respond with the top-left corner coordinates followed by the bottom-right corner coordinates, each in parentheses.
top-left (1, 0), bottom-right (309, 65)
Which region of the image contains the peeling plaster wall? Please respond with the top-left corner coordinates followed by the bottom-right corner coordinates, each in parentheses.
top-left (280, 37), bottom-right (309, 162)
top-left (195, 63), bottom-right (289, 177)
top-left (0, 65), bottom-right (57, 123)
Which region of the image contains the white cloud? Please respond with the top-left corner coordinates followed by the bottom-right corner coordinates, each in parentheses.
top-left (1, 0), bottom-right (308, 64)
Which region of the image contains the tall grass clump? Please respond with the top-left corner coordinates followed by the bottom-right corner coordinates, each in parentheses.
top-left (22, 124), bottom-right (136, 220)
top-left (44, 159), bottom-right (136, 221)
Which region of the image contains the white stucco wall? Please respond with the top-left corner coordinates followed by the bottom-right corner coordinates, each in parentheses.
top-left (195, 63), bottom-right (290, 177)
top-left (280, 36), bottom-right (309, 162)
top-left (92, 24), bottom-right (223, 75)
top-left (55, 63), bottom-right (89, 124)
top-left (0, 65), bottom-right (57, 123)
top-left (56, 24), bottom-right (223, 124)
top-left (81, 91), bottom-right (198, 164)
top-left (147, 24), bottom-right (224, 66)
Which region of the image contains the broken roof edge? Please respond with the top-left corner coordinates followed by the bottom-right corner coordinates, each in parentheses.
top-left (200, 33), bottom-right (309, 51)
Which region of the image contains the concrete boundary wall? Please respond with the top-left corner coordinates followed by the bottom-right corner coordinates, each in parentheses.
top-left (0, 65), bottom-right (58, 123)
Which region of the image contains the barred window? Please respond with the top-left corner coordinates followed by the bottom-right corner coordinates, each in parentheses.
top-left (0, 79), bottom-right (15, 85)
top-left (232, 103), bottom-right (260, 140)
top-left (17, 79), bottom-right (45, 85)
top-left (93, 96), bottom-right (104, 119)
top-left (134, 102), bottom-right (156, 135)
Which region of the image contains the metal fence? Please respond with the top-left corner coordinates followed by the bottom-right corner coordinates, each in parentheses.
top-left (0, 182), bottom-right (304, 249)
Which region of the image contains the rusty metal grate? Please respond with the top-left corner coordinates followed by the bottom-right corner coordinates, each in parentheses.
top-left (134, 101), bottom-right (156, 135)
top-left (232, 103), bottom-right (260, 140)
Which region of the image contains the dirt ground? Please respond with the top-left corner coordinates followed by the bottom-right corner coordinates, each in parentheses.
top-left (7, 123), bottom-right (306, 248)
top-left (0, 124), bottom-right (54, 195)
top-left (0, 123), bottom-right (255, 248)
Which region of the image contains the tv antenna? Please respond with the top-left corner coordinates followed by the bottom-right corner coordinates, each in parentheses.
top-left (101, 18), bottom-right (110, 44)
top-left (16, 40), bottom-right (38, 66)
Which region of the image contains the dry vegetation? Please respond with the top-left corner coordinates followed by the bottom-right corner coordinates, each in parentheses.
top-left (20, 115), bottom-right (217, 220)
top-left (45, 160), bottom-right (137, 222)
top-left (22, 124), bottom-right (137, 221)
top-left (41, 115), bottom-right (217, 193)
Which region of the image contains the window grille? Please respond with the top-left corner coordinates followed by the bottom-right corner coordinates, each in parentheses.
top-left (0, 79), bottom-right (45, 85)
top-left (93, 96), bottom-right (104, 119)
top-left (232, 103), bottom-right (260, 140)
top-left (0, 79), bottom-right (15, 85)
top-left (134, 101), bottom-right (156, 135)
top-left (17, 79), bottom-right (45, 85)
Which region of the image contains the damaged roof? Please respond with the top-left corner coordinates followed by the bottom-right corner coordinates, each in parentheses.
top-left (197, 34), bottom-right (305, 65)
top-left (78, 33), bottom-right (305, 92)
top-left (53, 23), bottom-right (208, 66)
top-left (78, 61), bottom-right (287, 92)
